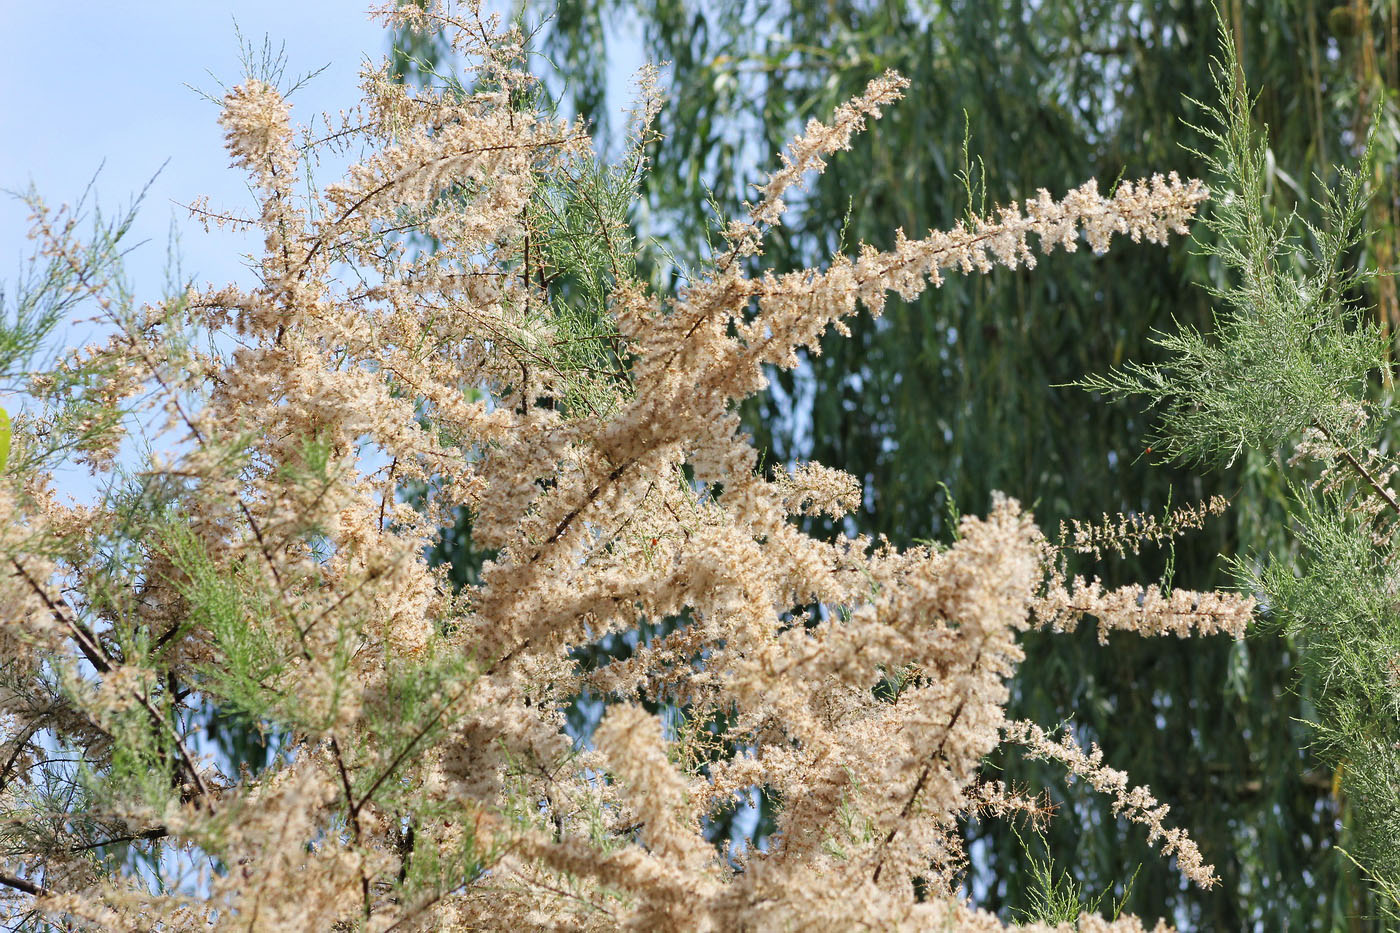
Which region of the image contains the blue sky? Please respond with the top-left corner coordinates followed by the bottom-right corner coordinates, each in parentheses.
top-left (0, 3), bottom-right (393, 301)
top-left (0, 3), bottom-right (646, 300)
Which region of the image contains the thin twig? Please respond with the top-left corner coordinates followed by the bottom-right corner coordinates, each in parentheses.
top-left (9, 559), bottom-right (211, 802)
top-left (0, 872), bottom-right (49, 898)
top-left (70, 826), bottom-right (169, 853)
top-left (1315, 417), bottom-right (1400, 519)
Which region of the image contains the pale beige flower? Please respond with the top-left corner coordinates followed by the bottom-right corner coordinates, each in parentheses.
top-left (0, 3), bottom-right (1233, 930)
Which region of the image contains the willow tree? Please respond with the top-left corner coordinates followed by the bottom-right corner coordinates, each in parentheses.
top-left (484, 1), bottom-right (1398, 927)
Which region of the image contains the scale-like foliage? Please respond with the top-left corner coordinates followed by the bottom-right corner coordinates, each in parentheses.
top-left (1086, 23), bottom-right (1400, 920)
top-left (0, 2), bottom-right (1253, 929)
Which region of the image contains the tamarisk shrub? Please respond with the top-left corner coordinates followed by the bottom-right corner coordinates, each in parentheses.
top-left (1081, 20), bottom-right (1400, 918)
top-left (0, 2), bottom-right (1251, 929)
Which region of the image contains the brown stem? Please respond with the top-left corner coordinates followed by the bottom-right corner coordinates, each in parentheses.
top-left (529, 457), bottom-right (635, 565)
top-left (9, 559), bottom-right (211, 802)
top-left (1315, 418), bottom-right (1400, 519)
top-left (0, 723), bottom-right (41, 795)
top-left (70, 826), bottom-right (169, 853)
top-left (350, 678), bottom-right (475, 820)
top-left (11, 559), bottom-right (111, 675)
top-left (871, 640), bottom-right (987, 884)
top-left (297, 136), bottom-right (588, 278)
top-left (0, 872), bottom-right (49, 898)
top-left (330, 735), bottom-right (359, 842)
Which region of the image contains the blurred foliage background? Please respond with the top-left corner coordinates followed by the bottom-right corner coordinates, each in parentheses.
top-left (399, 1), bottom-right (1400, 928)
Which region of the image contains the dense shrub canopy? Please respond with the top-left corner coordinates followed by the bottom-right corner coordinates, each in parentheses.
top-left (3, 2), bottom-right (1384, 930)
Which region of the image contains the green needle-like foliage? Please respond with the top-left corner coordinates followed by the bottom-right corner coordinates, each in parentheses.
top-left (1085, 18), bottom-right (1400, 922)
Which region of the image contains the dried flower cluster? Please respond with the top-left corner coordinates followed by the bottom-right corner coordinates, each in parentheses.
top-left (1057, 496), bottom-right (1231, 561)
top-left (1002, 722), bottom-right (1216, 889)
top-left (0, 3), bottom-right (1250, 930)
